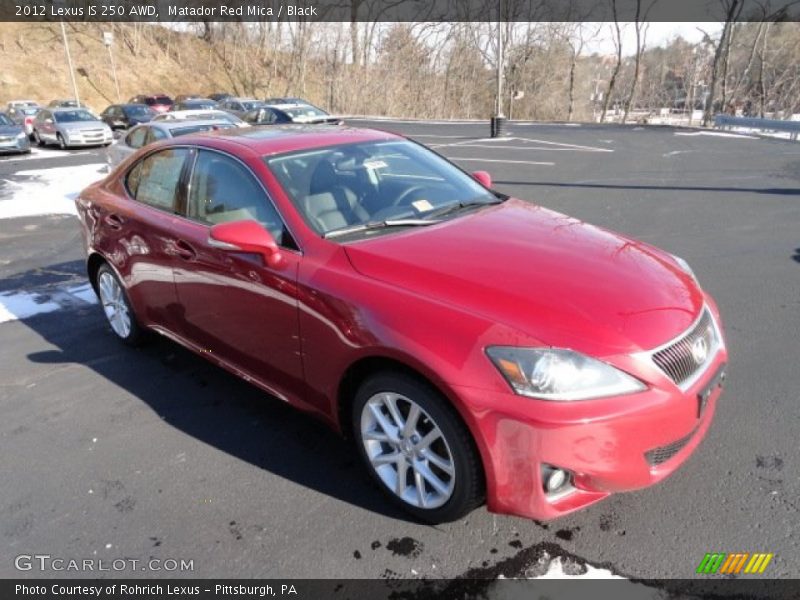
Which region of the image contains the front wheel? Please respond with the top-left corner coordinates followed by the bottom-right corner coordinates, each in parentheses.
top-left (57, 133), bottom-right (67, 150)
top-left (33, 130), bottom-right (44, 147)
top-left (95, 264), bottom-right (144, 346)
top-left (352, 372), bottom-right (484, 523)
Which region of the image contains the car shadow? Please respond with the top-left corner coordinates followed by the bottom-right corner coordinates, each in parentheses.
top-left (793, 248), bottom-right (800, 263)
top-left (493, 180), bottom-right (800, 197)
top-left (16, 265), bottom-right (411, 522)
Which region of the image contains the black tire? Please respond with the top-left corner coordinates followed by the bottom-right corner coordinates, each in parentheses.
top-left (33, 130), bottom-right (44, 147)
top-left (352, 371), bottom-right (484, 523)
top-left (94, 263), bottom-right (145, 346)
top-left (57, 133), bottom-right (67, 150)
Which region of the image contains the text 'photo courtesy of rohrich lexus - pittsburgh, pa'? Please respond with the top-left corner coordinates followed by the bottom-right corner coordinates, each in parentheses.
top-left (75, 125), bottom-right (727, 523)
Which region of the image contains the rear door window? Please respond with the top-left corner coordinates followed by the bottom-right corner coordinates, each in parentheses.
top-left (126, 127), bottom-right (148, 148)
top-left (125, 148), bottom-right (189, 212)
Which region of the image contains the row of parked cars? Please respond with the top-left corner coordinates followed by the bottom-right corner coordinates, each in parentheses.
top-left (0, 93), bottom-right (343, 157)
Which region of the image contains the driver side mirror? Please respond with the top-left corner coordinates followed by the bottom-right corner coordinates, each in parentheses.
top-left (472, 171), bottom-right (492, 188)
top-left (208, 220), bottom-right (284, 269)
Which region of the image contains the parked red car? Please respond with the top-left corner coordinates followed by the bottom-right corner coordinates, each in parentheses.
top-left (75, 127), bottom-right (727, 523)
top-left (127, 94), bottom-right (174, 113)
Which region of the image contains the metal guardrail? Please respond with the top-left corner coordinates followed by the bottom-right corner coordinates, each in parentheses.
top-left (714, 115), bottom-right (800, 139)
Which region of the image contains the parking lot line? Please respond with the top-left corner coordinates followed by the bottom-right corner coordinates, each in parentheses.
top-left (445, 157), bottom-right (555, 166)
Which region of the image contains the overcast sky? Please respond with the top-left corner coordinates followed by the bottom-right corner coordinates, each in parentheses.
top-left (584, 22), bottom-right (723, 55)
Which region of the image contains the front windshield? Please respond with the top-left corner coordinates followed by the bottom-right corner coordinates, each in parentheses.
top-left (19, 108), bottom-right (39, 115)
top-left (0, 114), bottom-right (14, 126)
top-left (265, 140), bottom-right (496, 238)
top-left (126, 105), bottom-right (153, 116)
top-left (54, 110), bottom-right (98, 123)
top-left (284, 106), bottom-right (326, 118)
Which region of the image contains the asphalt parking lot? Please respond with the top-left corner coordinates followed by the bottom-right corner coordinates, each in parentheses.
top-left (1, 120), bottom-right (798, 583)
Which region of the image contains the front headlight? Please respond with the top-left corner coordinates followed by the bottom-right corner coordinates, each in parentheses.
top-left (671, 254), bottom-right (699, 284)
top-left (486, 347), bottom-right (646, 401)
top-left (16, 131), bottom-right (26, 140)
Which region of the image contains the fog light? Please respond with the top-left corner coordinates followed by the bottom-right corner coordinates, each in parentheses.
top-left (542, 465), bottom-right (572, 494)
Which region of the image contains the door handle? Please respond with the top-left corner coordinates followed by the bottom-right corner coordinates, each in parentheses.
top-left (175, 239), bottom-right (197, 260)
top-left (104, 214), bottom-right (124, 230)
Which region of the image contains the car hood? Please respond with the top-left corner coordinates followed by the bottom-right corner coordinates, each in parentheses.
top-left (58, 121), bottom-right (107, 132)
top-left (0, 125), bottom-right (22, 136)
top-left (343, 199), bottom-right (704, 356)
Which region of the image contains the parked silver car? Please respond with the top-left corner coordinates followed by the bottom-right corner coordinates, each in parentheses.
top-left (106, 120), bottom-right (235, 168)
top-left (0, 113), bottom-right (31, 154)
top-left (32, 108), bottom-right (113, 149)
top-left (217, 97), bottom-right (265, 119)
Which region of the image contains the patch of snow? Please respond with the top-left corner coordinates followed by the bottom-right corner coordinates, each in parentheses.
top-left (530, 557), bottom-right (624, 579)
top-left (675, 131), bottom-right (756, 139)
top-left (0, 284), bottom-right (97, 324)
top-left (0, 163), bottom-right (106, 220)
top-left (0, 290), bottom-right (62, 323)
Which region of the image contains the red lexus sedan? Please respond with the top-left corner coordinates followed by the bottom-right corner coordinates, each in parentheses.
top-left (75, 126), bottom-right (727, 523)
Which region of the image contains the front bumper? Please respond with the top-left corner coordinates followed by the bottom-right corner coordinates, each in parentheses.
top-left (0, 136), bottom-right (31, 153)
top-left (454, 347), bottom-right (728, 521)
top-left (64, 135), bottom-right (113, 147)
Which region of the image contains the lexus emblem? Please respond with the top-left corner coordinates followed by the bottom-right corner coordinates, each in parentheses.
top-left (691, 337), bottom-right (709, 365)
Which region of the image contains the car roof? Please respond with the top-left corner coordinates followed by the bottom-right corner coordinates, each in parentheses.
top-left (156, 109), bottom-right (233, 118)
top-left (149, 119), bottom-right (234, 131)
top-left (171, 126), bottom-right (400, 156)
top-left (51, 106), bottom-right (92, 112)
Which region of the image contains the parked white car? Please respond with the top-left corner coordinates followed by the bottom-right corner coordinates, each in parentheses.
top-left (152, 109), bottom-right (249, 128)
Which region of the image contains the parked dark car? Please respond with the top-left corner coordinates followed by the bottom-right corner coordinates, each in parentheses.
top-left (100, 104), bottom-right (156, 130)
top-left (242, 106), bottom-right (294, 125)
top-left (0, 112), bottom-right (31, 154)
top-left (172, 99), bottom-right (218, 111)
top-left (208, 93), bottom-right (233, 103)
top-left (261, 103), bottom-right (343, 125)
top-left (175, 94), bottom-right (205, 102)
top-left (264, 96), bottom-right (316, 107)
top-left (128, 95), bottom-right (174, 113)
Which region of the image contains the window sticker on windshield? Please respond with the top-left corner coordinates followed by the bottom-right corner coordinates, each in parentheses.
top-left (412, 199), bottom-right (434, 212)
top-left (363, 160), bottom-right (387, 170)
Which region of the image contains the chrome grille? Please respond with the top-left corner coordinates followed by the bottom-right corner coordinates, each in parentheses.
top-left (652, 310), bottom-right (718, 387)
top-left (645, 428), bottom-right (696, 466)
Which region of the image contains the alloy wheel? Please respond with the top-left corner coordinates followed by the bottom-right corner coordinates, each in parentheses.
top-left (97, 271), bottom-right (131, 339)
top-left (360, 392), bottom-right (456, 509)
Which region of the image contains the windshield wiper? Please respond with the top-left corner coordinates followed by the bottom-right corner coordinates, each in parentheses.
top-left (423, 197), bottom-right (504, 220)
top-left (323, 219), bottom-right (441, 239)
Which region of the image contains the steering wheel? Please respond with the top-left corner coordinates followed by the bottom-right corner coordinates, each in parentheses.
top-left (393, 185), bottom-right (429, 207)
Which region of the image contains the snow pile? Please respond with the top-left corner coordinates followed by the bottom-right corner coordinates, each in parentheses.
top-left (0, 163), bottom-right (106, 219)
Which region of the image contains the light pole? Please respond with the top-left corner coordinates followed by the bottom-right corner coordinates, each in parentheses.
top-left (60, 21), bottom-right (80, 105)
top-left (496, 19), bottom-right (504, 118)
top-left (104, 31), bottom-right (121, 102)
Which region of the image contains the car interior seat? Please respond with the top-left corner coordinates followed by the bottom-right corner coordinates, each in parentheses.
top-left (305, 159), bottom-right (369, 232)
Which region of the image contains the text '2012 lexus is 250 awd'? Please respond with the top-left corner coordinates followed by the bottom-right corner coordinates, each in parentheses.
top-left (75, 126), bottom-right (727, 523)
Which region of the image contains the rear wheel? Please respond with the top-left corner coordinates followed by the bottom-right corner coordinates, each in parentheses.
top-left (352, 372), bottom-right (483, 523)
top-left (95, 264), bottom-right (144, 346)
